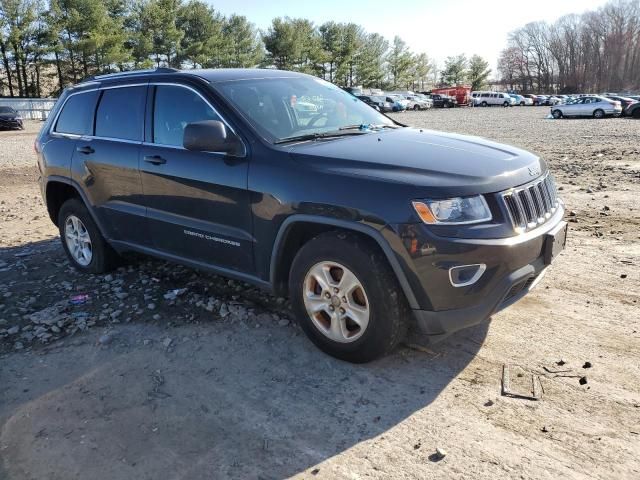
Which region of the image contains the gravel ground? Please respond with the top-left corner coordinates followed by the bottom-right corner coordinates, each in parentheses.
top-left (0, 109), bottom-right (639, 480)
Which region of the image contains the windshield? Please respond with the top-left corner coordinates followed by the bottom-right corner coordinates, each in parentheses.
top-left (215, 76), bottom-right (395, 142)
top-left (0, 106), bottom-right (15, 114)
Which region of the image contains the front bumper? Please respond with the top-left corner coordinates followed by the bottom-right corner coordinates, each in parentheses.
top-left (0, 118), bottom-right (23, 129)
top-left (392, 207), bottom-right (566, 338)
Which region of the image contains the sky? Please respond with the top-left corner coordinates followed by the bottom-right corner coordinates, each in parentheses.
top-left (207, 0), bottom-right (611, 73)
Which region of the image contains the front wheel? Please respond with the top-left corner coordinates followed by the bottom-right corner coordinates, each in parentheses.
top-left (481, 101), bottom-right (488, 107)
top-left (552, 109), bottom-right (563, 119)
top-left (593, 109), bottom-right (605, 119)
top-left (289, 231), bottom-right (408, 363)
top-left (58, 198), bottom-right (120, 273)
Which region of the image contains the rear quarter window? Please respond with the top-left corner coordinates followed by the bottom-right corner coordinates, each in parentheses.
top-left (95, 86), bottom-right (146, 141)
top-left (54, 91), bottom-right (98, 135)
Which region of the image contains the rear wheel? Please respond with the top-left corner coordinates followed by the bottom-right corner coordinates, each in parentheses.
top-left (503, 101), bottom-right (509, 107)
top-left (593, 109), bottom-right (605, 119)
top-left (481, 101), bottom-right (488, 107)
top-left (552, 109), bottom-right (563, 119)
top-left (413, 104), bottom-right (420, 111)
top-left (632, 108), bottom-right (640, 119)
top-left (58, 198), bottom-right (120, 274)
top-left (289, 231), bottom-right (408, 363)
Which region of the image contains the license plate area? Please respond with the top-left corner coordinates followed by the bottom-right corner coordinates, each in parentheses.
top-left (543, 221), bottom-right (568, 265)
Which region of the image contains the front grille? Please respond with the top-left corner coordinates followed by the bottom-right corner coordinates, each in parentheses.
top-left (501, 173), bottom-right (559, 232)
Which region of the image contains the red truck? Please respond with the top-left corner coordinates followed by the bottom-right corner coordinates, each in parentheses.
top-left (431, 86), bottom-right (472, 106)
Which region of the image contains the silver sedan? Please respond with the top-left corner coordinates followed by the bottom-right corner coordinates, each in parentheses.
top-left (551, 96), bottom-right (623, 119)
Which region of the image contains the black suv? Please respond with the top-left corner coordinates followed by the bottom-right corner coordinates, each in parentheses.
top-left (0, 106), bottom-right (24, 129)
top-left (36, 68), bottom-right (567, 362)
top-left (429, 94), bottom-right (457, 108)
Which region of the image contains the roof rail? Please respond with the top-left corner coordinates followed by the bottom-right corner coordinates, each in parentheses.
top-left (81, 67), bottom-right (180, 83)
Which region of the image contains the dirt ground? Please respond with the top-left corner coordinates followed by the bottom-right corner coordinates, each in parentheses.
top-left (1, 108), bottom-right (639, 480)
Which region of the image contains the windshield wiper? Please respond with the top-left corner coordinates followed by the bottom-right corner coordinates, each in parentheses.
top-left (274, 129), bottom-right (370, 144)
top-left (339, 123), bottom-right (399, 131)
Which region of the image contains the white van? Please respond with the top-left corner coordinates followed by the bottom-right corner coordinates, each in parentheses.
top-left (472, 91), bottom-right (514, 107)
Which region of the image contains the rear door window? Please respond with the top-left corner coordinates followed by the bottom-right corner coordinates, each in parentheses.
top-left (153, 85), bottom-right (221, 147)
top-left (54, 91), bottom-right (98, 135)
top-left (95, 86), bottom-right (146, 141)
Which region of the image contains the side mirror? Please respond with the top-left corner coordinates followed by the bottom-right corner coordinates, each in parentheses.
top-left (183, 120), bottom-right (243, 156)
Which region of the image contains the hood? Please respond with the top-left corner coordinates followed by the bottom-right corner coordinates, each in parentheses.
top-left (287, 127), bottom-right (546, 196)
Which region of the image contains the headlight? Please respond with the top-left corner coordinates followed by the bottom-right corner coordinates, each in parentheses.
top-left (412, 195), bottom-right (492, 225)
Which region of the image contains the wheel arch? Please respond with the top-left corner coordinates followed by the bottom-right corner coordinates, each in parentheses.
top-left (269, 215), bottom-right (419, 309)
top-left (44, 176), bottom-right (107, 236)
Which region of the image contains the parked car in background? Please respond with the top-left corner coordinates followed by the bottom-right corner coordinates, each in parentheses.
top-left (0, 106), bottom-right (24, 130)
top-left (604, 95), bottom-right (637, 115)
top-left (431, 86), bottom-right (471, 106)
top-left (402, 94), bottom-right (432, 110)
top-left (357, 95), bottom-right (394, 113)
top-left (474, 92), bottom-right (513, 107)
top-left (386, 95), bottom-right (408, 112)
top-left (551, 95), bottom-right (622, 118)
top-left (509, 94), bottom-right (532, 106)
top-left (625, 100), bottom-right (640, 118)
top-left (522, 94), bottom-right (541, 105)
top-left (429, 94), bottom-right (457, 108)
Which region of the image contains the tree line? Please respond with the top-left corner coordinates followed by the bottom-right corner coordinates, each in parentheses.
top-left (497, 0), bottom-right (640, 93)
top-left (0, 0), bottom-right (492, 98)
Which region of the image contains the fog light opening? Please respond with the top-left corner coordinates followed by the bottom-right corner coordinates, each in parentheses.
top-left (449, 264), bottom-right (486, 287)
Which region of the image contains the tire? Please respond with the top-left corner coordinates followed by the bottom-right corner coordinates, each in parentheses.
top-left (481, 101), bottom-right (488, 107)
top-left (503, 101), bottom-right (509, 107)
top-left (552, 109), bottom-right (563, 119)
top-left (413, 104), bottom-right (420, 111)
top-left (593, 109), bottom-right (605, 119)
top-left (520, 101), bottom-right (525, 106)
top-left (289, 231), bottom-right (409, 363)
top-left (58, 198), bottom-right (120, 274)
top-left (632, 108), bottom-right (640, 119)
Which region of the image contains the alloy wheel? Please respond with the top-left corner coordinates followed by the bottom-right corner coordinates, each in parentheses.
top-left (64, 215), bottom-right (92, 266)
top-left (302, 261), bottom-right (370, 343)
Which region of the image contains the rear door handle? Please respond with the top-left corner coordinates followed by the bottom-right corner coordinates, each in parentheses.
top-left (144, 155), bottom-right (167, 165)
top-left (76, 145), bottom-right (94, 154)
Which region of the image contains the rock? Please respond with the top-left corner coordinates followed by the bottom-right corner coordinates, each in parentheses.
top-left (115, 292), bottom-right (129, 300)
top-left (163, 288), bottom-right (187, 300)
top-left (621, 274), bottom-right (627, 279)
top-left (278, 319), bottom-right (290, 327)
top-left (14, 341), bottom-right (24, 350)
top-left (435, 447), bottom-right (447, 459)
top-left (484, 399), bottom-right (494, 407)
top-left (152, 314), bottom-right (161, 321)
top-left (98, 333), bottom-right (115, 345)
top-left (110, 310), bottom-right (122, 320)
top-left (7, 325), bottom-right (20, 335)
top-left (148, 303), bottom-right (156, 310)
top-left (582, 361), bottom-right (592, 368)
top-left (579, 376), bottom-right (588, 385)
top-left (586, 188), bottom-right (594, 193)
top-left (219, 303), bottom-right (229, 318)
top-left (162, 337), bottom-right (173, 348)
top-left (541, 426), bottom-right (549, 433)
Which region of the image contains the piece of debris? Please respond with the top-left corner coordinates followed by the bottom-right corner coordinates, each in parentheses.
top-left (556, 359), bottom-right (566, 366)
top-left (69, 294), bottom-right (90, 305)
top-left (583, 361), bottom-right (592, 369)
top-left (541, 426), bottom-right (549, 433)
top-left (405, 343), bottom-right (440, 357)
top-left (484, 400), bottom-right (494, 407)
top-left (579, 376), bottom-right (588, 385)
top-left (543, 366), bottom-right (572, 374)
top-left (435, 447), bottom-right (447, 459)
top-left (620, 274), bottom-right (627, 279)
top-left (163, 288), bottom-right (187, 301)
top-left (502, 365), bottom-right (542, 401)
top-left (311, 468), bottom-right (320, 475)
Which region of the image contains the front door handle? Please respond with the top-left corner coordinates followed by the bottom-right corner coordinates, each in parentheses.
top-left (76, 145), bottom-right (94, 154)
top-left (144, 155), bottom-right (167, 165)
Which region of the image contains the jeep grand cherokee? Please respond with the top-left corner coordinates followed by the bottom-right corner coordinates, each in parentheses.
top-left (35, 68), bottom-right (567, 363)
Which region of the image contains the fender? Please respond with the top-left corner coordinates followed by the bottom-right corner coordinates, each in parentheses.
top-left (44, 175), bottom-right (110, 240)
top-left (269, 214), bottom-right (420, 309)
